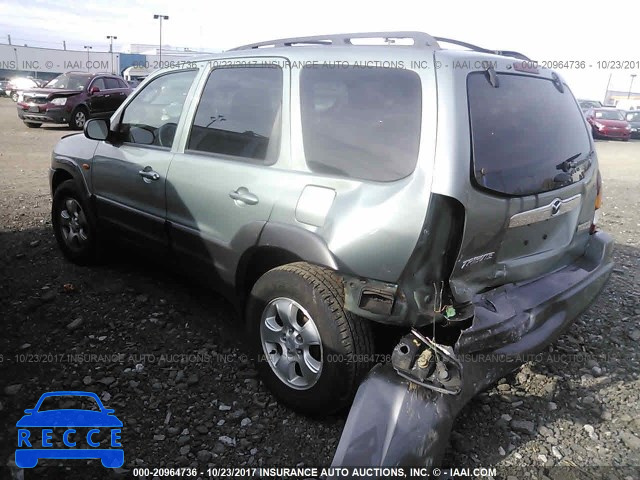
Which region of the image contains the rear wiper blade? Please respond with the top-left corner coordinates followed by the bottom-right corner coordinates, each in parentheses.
top-left (556, 152), bottom-right (583, 172)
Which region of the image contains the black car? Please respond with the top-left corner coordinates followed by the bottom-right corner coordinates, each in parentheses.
top-left (578, 99), bottom-right (603, 113)
top-left (17, 72), bottom-right (132, 129)
top-left (624, 110), bottom-right (640, 139)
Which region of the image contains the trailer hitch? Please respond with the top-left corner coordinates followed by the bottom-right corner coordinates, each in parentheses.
top-left (392, 329), bottom-right (462, 395)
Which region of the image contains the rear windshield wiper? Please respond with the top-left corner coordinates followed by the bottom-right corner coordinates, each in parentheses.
top-left (556, 151), bottom-right (591, 172)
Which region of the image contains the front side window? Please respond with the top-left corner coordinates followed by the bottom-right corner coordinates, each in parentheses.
top-left (300, 66), bottom-right (422, 182)
top-left (119, 70), bottom-right (198, 148)
top-left (90, 78), bottom-right (106, 90)
top-left (187, 66), bottom-right (283, 161)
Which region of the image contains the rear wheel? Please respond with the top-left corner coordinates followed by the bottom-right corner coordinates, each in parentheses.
top-left (24, 122), bottom-right (42, 128)
top-left (11, 92), bottom-right (19, 102)
top-left (247, 262), bottom-right (374, 416)
top-left (70, 107), bottom-right (88, 130)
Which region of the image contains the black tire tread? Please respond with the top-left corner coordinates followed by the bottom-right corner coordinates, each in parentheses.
top-left (269, 262), bottom-right (375, 405)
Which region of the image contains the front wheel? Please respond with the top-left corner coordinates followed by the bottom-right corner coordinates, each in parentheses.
top-left (24, 122), bottom-right (42, 128)
top-left (70, 107), bottom-right (88, 130)
top-left (52, 179), bottom-right (99, 264)
top-left (11, 92), bottom-right (19, 102)
top-left (247, 262), bottom-right (374, 416)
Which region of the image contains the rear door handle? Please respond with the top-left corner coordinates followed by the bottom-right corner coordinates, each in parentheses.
top-left (229, 187), bottom-right (259, 205)
top-left (139, 166), bottom-right (160, 183)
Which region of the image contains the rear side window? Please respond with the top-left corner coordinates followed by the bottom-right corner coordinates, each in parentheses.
top-left (104, 78), bottom-right (121, 89)
top-left (300, 66), bottom-right (421, 182)
top-left (187, 67), bottom-right (283, 162)
top-left (468, 73), bottom-right (591, 196)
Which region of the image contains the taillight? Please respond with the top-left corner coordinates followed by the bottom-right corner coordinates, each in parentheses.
top-left (595, 170), bottom-right (603, 210)
top-left (590, 170), bottom-right (602, 234)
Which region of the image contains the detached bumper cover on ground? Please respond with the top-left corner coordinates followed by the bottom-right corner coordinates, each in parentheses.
top-left (332, 231), bottom-right (614, 469)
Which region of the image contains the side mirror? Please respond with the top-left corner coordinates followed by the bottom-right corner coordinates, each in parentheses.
top-left (104, 408), bottom-right (115, 414)
top-left (24, 409), bottom-right (34, 415)
top-left (89, 86), bottom-right (100, 95)
top-left (84, 118), bottom-right (110, 141)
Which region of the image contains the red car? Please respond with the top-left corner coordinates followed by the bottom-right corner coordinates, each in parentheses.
top-left (16, 72), bottom-right (131, 129)
top-left (585, 107), bottom-right (631, 141)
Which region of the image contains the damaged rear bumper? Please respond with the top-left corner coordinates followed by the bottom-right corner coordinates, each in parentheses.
top-left (457, 230), bottom-right (614, 356)
top-left (332, 231), bottom-right (614, 469)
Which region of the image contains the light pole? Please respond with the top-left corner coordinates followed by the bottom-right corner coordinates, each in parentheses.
top-left (106, 35), bottom-right (117, 74)
top-left (628, 74), bottom-right (637, 99)
top-left (83, 45), bottom-right (92, 72)
top-left (153, 14), bottom-right (169, 66)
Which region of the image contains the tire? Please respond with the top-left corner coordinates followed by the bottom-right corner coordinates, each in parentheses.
top-left (11, 92), bottom-right (19, 102)
top-left (24, 122), bottom-right (42, 128)
top-left (247, 262), bottom-right (374, 416)
top-left (70, 106), bottom-right (88, 130)
top-left (52, 179), bottom-right (99, 265)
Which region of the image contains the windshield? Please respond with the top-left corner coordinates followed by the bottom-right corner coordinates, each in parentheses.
top-left (626, 112), bottom-right (640, 122)
top-left (594, 110), bottom-right (624, 121)
top-left (45, 74), bottom-right (88, 90)
top-left (579, 100), bottom-right (602, 109)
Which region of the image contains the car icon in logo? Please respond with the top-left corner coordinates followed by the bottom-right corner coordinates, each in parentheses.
top-left (15, 391), bottom-right (123, 468)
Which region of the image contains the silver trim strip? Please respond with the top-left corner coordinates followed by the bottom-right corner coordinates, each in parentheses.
top-left (508, 194), bottom-right (582, 228)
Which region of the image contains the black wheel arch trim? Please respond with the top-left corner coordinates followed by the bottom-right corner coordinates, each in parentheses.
top-left (49, 159), bottom-right (92, 203)
top-left (256, 222), bottom-right (339, 271)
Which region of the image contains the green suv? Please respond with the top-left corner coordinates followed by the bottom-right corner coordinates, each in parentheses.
top-left (49, 32), bottom-right (613, 427)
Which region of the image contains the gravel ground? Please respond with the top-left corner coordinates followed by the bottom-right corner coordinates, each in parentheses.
top-left (0, 96), bottom-right (639, 480)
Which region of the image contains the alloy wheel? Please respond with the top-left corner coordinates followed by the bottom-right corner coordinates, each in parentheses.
top-left (260, 297), bottom-right (323, 390)
top-left (59, 198), bottom-right (89, 251)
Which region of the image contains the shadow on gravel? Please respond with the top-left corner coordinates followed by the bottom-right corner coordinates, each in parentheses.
top-left (0, 225), bottom-right (346, 478)
top-left (2, 225), bottom-right (638, 476)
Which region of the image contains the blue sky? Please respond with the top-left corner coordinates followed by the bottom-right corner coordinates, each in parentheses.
top-left (0, 0), bottom-right (637, 98)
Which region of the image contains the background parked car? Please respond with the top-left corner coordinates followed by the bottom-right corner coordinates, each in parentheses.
top-left (0, 77), bottom-right (11, 96)
top-left (578, 99), bottom-right (603, 112)
top-left (625, 110), bottom-right (640, 138)
top-left (5, 77), bottom-right (40, 102)
top-left (585, 107), bottom-right (631, 140)
top-left (16, 72), bottom-right (132, 129)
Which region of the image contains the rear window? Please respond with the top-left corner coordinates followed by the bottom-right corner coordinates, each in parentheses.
top-left (468, 73), bottom-right (591, 196)
top-left (300, 66), bottom-right (421, 182)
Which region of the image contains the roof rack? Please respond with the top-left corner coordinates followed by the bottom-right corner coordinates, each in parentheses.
top-left (434, 37), bottom-right (531, 61)
top-left (229, 32), bottom-right (532, 62)
top-left (229, 31), bottom-right (439, 51)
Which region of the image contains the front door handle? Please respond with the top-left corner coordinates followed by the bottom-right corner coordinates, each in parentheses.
top-left (229, 187), bottom-right (259, 205)
top-left (139, 166), bottom-right (160, 183)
